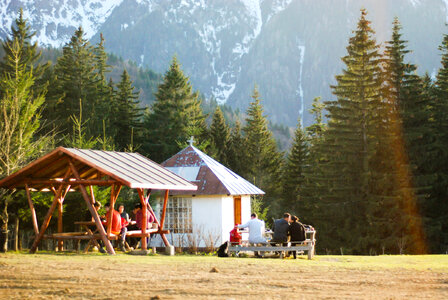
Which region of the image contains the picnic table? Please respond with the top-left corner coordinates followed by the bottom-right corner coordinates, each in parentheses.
top-left (71, 220), bottom-right (169, 252)
top-left (228, 229), bottom-right (316, 259)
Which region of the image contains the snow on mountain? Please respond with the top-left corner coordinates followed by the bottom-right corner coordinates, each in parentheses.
top-left (443, 0), bottom-right (448, 22)
top-left (0, 0), bottom-right (446, 127)
top-left (0, 0), bottom-right (123, 47)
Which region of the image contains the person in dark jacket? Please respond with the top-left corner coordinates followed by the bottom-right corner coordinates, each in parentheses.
top-left (271, 213), bottom-right (291, 244)
top-left (287, 215), bottom-right (306, 259)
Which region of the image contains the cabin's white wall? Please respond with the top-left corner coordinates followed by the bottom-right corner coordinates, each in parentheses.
top-left (150, 194), bottom-right (252, 248)
top-left (192, 195), bottom-right (223, 247)
top-left (241, 195), bottom-right (251, 223)
top-left (221, 195), bottom-right (234, 244)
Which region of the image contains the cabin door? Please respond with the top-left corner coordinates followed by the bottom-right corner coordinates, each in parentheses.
top-left (233, 196), bottom-right (242, 225)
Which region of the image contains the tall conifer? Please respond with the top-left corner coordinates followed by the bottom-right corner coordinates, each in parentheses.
top-left (281, 118), bottom-right (308, 213)
top-left (227, 120), bottom-right (245, 175)
top-left (0, 40), bottom-right (49, 251)
top-left (143, 56), bottom-right (205, 162)
top-left (242, 86), bottom-right (282, 212)
top-left (0, 8), bottom-right (48, 81)
top-left (113, 69), bottom-right (142, 151)
top-left (381, 17), bottom-right (428, 254)
top-left (51, 27), bottom-right (101, 138)
top-left (431, 33), bottom-right (448, 251)
top-left (312, 10), bottom-right (388, 253)
top-left (210, 106), bottom-right (230, 165)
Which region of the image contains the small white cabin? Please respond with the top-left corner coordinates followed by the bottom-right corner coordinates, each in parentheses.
top-left (151, 145), bottom-right (264, 248)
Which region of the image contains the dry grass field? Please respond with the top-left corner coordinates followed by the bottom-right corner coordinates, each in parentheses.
top-left (0, 252), bottom-right (447, 299)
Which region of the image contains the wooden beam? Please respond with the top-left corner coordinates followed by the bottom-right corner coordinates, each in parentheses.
top-left (105, 184), bottom-right (121, 238)
top-left (69, 160), bottom-right (115, 255)
top-left (57, 184), bottom-right (71, 252)
top-left (26, 179), bottom-right (118, 186)
top-left (142, 190), bottom-right (170, 247)
top-left (30, 167), bottom-right (72, 254)
top-left (25, 184), bottom-right (39, 235)
top-left (58, 199), bottom-right (63, 251)
top-left (160, 190), bottom-right (169, 230)
top-left (89, 186), bottom-right (95, 204)
top-left (137, 188), bottom-right (148, 250)
top-left (106, 184), bottom-right (115, 237)
top-left (62, 185), bottom-right (71, 200)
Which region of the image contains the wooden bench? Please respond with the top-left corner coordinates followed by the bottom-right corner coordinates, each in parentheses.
top-left (43, 225), bottom-right (170, 252)
top-left (44, 229), bottom-right (170, 240)
top-left (228, 230), bottom-right (316, 260)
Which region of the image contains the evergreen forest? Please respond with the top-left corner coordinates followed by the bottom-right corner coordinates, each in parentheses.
top-left (0, 9), bottom-right (447, 255)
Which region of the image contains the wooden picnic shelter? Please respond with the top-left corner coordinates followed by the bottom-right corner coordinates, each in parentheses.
top-left (0, 147), bottom-right (197, 255)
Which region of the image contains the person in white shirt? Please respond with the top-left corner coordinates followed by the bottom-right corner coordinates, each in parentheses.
top-left (237, 213), bottom-right (267, 244)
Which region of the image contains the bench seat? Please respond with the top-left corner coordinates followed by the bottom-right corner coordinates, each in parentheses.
top-left (228, 240), bottom-right (315, 259)
top-left (125, 229), bottom-right (169, 237)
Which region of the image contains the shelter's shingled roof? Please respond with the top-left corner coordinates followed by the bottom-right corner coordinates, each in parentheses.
top-left (0, 147), bottom-right (197, 191)
top-left (162, 146), bottom-right (264, 195)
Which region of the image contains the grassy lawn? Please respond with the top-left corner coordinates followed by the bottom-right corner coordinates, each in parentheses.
top-left (0, 252), bottom-right (447, 299)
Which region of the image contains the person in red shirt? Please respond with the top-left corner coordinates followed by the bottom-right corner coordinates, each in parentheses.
top-left (135, 205), bottom-right (155, 230)
top-left (104, 203), bottom-right (127, 252)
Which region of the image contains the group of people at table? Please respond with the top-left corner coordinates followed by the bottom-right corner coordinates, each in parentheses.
top-left (92, 202), bottom-right (155, 253)
top-left (237, 212), bottom-right (307, 258)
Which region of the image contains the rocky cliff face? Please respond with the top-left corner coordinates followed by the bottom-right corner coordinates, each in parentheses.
top-left (1, 0), bottom-right (447, 126)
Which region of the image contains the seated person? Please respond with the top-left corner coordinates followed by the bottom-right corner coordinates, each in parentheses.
top-left (271, 213), bottom-right (291, 245)
top-left (103, 203), bottom-right (126, 252)
top-left (135, 204), bottom-right (155, 230)
top-left (287, 215), bottom-right (306, 259)
top-left (118, 204), bottom-right (130, 227)
top-left (237, 213), bottom-right (267, 244)
top-left (126, 203), bottom-right (141, 248)
top-left (91, 201), bottom-right (102, 222)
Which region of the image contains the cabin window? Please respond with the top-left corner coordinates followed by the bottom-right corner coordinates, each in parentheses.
top-left (165, 197), bottom-right (192, 233)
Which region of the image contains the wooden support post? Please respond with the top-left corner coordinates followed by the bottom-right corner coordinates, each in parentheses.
top-left (160, 190), bottom-right (169, 230)
top-left (89, 186), bottom-right (95, 204)
top-left (62, 185), bottom-right (71, 200)
top-left (25, 184), bottom-right (39, 235)
top-left (69, 161), bottom-right (115, 255)
top-left (30, 168), bottom-right (71, 254)
top-left (106, 184), bottom-right (121, 238)
top-left (57, 199), bottom-right (63, 251)
top-left (137, 188), bottom-right (148, 250)
top-left (146, 203), bottom-right (170, 247)
top-left (52, 185), bottom-right (70, 252)
top-left (106, 184), bottom-right (114, 237)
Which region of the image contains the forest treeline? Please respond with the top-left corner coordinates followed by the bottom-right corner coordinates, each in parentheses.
top-left (0, 9), bottom-right (447, 254)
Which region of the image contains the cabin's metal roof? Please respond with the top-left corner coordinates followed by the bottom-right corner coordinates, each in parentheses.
top-left (163, 146), bottom-right (264, 195)
top-left (0, 147), bottom-right (197, 191)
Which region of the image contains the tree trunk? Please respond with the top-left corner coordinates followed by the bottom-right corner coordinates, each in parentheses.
top-left (0, 199), bottom-right (8, 253)
top-left (13, 217), bottom-right (19, 251)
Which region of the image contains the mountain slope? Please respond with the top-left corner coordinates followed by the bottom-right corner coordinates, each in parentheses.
top-left (1, 0), bottom-right (447, 126)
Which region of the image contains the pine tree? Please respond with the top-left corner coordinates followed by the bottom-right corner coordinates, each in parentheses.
top-left (306, 97), bottom-right (327, 140)
top-left (242, 86), bottom-right (282, 213)
top-left (0, 8), bottom-right (48, 82)
top-left (281, 118), bottom-right (309, 214)
top-left (112, 69), bottom-right (143, 151)
top-left (94, 34), bottom-right (112, 83)
top-left (311, 10), bottom-right (388, 254)
top-left (430, 33), bottom-right (448, 252)
top-left (50, 27), bottom-right (102, 138)
top-left (300, 99), bottom-right (329, 244)
top-left (180, 96), bottom-right (209, 152)
top-left (93, 33), bottom-right (115, 133)
top-left (210, 106), bottom-right (230, 165)
top-left (0, 40), bottom-right (50, 252)
top-left (380, 17), bottom-right (428, 254)
top-left (227, 120), bottom-right (245, 175)
top-left (143, 56), bottom-right (205, 162)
